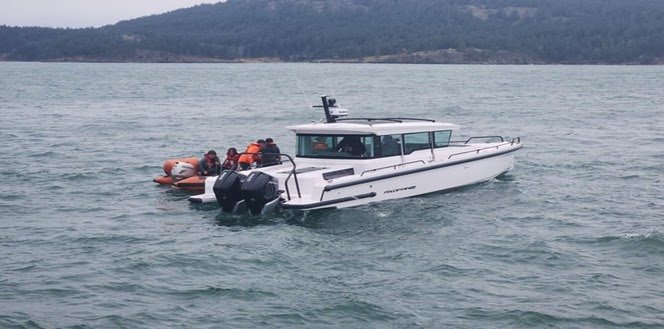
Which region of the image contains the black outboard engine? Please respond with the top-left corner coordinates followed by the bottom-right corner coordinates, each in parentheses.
top-left (213, 170), bottom-right (246, 212)
top-left (240, 171), bottom-right (281, 215)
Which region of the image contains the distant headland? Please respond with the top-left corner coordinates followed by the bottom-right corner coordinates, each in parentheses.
top-left (2, 0), bottom-right (663, 64)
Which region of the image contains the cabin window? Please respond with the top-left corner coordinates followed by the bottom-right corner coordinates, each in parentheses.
top-left (376, 134), bottom-right (402, 157)
top-left (433, 130), bottom-right (452, 148)
top-left (297, 134), bottom-right (374, 158)
top-left (403, 132), bottom-right (431, 154)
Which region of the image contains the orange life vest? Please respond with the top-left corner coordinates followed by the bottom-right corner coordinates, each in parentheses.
top-left (313, 141), bottom-right (327, 150)
top-left (238, 143), bottom-right (261, 163)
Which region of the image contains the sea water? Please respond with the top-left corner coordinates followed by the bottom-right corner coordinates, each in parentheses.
top-left (1, 62), bottom-right (663, 328)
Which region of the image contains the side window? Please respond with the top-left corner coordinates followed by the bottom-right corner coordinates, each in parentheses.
top-left (434, 130), bottom-right (451, 148)
top-left (403, 132), bottom-right (431, 154)
top-left (334, 135), bottom-right (371, 157)
top-left (297, 135), bottom-right (313, 156)
top-left (379, 134), bottom-right (402, 157)
top-left (297, 135), bottom-right (333, 157)
top-left (296, 134), bottom-right (374, 158)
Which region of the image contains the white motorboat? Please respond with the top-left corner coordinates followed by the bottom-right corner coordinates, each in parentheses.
top-left (189, 96), bottom-right (523, 214)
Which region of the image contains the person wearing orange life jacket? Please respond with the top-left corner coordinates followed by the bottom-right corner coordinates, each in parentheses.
top-left (238, 139), bottom-right (265, 170)
top-left (313, 141), bottom-right (327, 151)
top-left (222, 148), bottom-right (240, 170)
top-left (312, 137), bottom-right (328, 152)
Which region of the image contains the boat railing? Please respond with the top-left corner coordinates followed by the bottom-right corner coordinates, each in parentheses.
top-left (336, 117), bottom-right (436, 123)
top-left (447, 137), bottom-right (521, 160)
top-left (450, 136), bottom-right (505, 145)
top-left (360, 160), bottom-right (427, 176)
top-left (235, 152), bottom-right (301, 201)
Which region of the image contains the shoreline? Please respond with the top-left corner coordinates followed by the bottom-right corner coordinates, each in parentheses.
top-left (2, 48), bottom-right (662, 65)
top-left (1, 58), bottom-right (662, 65)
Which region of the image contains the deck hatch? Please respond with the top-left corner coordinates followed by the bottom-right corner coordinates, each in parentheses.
top-left (323, 168), bottom-right (355, 180)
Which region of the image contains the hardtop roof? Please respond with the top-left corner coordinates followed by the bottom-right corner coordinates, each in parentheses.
top-left (287, 119), bottom-right (460, 135)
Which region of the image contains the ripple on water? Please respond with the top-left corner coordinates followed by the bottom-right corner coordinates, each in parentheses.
top-left (2, 63), bottom-right (664, 328)
top-left (582, 231), bottom-right (664, 253)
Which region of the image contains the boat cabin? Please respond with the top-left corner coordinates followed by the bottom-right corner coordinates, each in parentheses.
top-left (288, 96), bottom-right (461, 160)
top-left (289, 120), bottom-right (460, 160)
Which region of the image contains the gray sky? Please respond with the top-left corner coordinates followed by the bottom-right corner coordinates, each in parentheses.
top-left (1, 0), bottom-right (220, 28)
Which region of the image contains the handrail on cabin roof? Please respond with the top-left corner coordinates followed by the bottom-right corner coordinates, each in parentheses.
top-left (334, 117), bottom-right (436, 123)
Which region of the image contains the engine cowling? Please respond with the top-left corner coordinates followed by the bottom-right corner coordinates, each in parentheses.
top-left (213, 170), bottom-right (246, 212)
top-left (240, 171), bottom-right (280, 215)
top-left (171, 161), bottom-right (196, 182)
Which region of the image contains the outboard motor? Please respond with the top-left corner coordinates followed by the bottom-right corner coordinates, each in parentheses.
top-left (240, 171), bottom-right (281, 215)
top-left (213, 170), bottom-right (246, 212)
top-left (171, 161), bottom-right (196, 182)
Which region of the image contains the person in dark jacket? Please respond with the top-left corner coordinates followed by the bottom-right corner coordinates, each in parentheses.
top-left (198, 150), bottom-right (221, 176)
top-left (335, 136), bottom-right (366, 156)
top-left (259, 138), bottom-right (281, 167)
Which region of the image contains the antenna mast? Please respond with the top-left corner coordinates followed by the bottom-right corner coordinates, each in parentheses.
top-left (313, 95), bottom-right (347, 123)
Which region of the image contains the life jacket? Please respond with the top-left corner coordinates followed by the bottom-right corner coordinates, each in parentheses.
top-left (222, 154), bottom-right (239, 169)
top-left (238, 143), bottom-right (261, 163)
top-left (313, 141), bottom-right (327, 150)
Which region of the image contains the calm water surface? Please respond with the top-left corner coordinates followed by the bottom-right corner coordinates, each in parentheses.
top-left (1, 63), bottom-right (663, 328)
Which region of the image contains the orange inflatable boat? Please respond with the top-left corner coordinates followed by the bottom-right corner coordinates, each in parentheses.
top-left (153, 157), bottom-right (199, 186)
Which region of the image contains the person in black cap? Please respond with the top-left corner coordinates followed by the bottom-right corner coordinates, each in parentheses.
top-left (260, 138), bottom-right (281, 167)
top-left (198, 150), bottom-right (221, 176)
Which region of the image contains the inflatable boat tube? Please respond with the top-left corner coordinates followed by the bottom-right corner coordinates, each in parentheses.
top-left (173, 175), bottom-right (207, 192)
top-left (153, 175), bottom-right (174, 185)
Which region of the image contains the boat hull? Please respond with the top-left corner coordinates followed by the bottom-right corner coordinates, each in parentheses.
top-left (188, 141), bottom-right (522, 212)
top-left (189, 176), bottom-right (220, 203)
top-left (283, 147), bottom-right (518, 210)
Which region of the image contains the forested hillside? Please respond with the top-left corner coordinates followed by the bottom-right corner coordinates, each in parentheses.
top-left (2, 0), bottom-right (664, 63)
